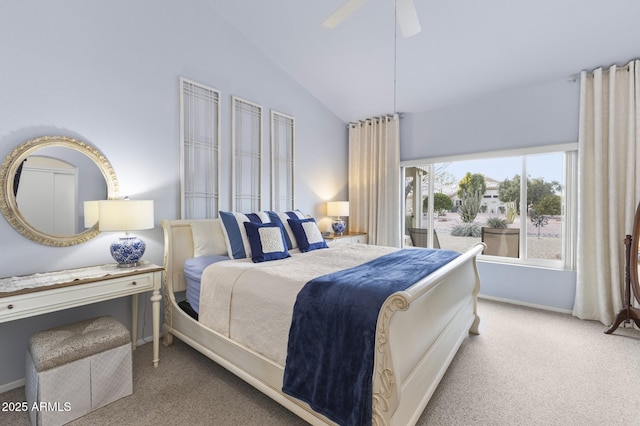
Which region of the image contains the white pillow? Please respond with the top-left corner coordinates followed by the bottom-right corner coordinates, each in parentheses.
top-left (190, 220), bottom-right (228, 257)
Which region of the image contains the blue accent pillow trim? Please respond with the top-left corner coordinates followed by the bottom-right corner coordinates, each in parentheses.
top-left (243, 221), bottom-right (291, 263)
top-left (245, 212), bottom-right (262, 223)
top-left (219, 212), bottom-right (246, 259)
top-left (219, 211), bottom-right (269, 259)
top-left (287, 217), bottom-right (328, 253)
top-left (285, 211), bottom-right (302, 220)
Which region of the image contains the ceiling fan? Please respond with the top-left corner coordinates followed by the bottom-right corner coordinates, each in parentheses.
top-left (322, 0), bottom-right (422, 38)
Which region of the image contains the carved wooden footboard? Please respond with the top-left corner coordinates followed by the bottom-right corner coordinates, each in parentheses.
top-left (162, 219), bottom-right (483, 426)
top-left (372, 243), bottom-right (483, 425)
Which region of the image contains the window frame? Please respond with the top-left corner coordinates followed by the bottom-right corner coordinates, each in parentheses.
top-left (400, 143), bottom-right (578, 270)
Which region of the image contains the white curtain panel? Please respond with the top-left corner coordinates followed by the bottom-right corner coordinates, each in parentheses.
top-left (573, 60), bottom-right (640, 325)
top-left (348, 114), bottom-right (401, 247)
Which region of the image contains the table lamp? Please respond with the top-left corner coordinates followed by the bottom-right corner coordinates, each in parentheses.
top-left (327, 201), bottom-right (349, 236)
top-left (97, 198), bottom-right (154, 268)
top-left (83, 200), bottom-right (100, 229)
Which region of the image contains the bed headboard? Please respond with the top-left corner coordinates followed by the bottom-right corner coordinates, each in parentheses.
top-left (162, 218), bottom-right (226, 293)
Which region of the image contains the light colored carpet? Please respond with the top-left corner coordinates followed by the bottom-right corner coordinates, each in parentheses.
top-left (2, 299), bottom-right (639, 425)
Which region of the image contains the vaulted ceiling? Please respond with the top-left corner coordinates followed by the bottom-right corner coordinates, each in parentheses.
top-left (211, 0), bottom-right (640, 123)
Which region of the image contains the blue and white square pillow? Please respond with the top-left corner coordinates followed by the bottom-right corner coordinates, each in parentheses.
top-left (287, 217), bottom-right (328, 253)
top-left (243, 222), bottom-right (290, 263)
top-left (218, 211), bottom-right (270, 259)
top-left (266, 210), bottom-right (305, 250)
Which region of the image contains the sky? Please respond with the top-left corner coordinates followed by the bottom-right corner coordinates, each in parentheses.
top-left (436, 152), bottom-right (564, 184)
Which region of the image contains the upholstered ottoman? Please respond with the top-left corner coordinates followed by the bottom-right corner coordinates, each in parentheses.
top-left (25, 316), bottom-right (133, 426)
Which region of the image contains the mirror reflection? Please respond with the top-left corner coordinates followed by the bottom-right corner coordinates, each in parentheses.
top-left (0, 136), bottom-right (118, 246)
top-left (14, 147), bottom-right (108, 236)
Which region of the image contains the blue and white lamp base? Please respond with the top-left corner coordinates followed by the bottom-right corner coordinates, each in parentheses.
top-left (331, 219), bottom-right (346, 236)
top-left (110, 236), bottom-right (146, 268)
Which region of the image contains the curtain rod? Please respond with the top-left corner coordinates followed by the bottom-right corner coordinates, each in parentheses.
top-left (347, 114), bottom-right (403, 127)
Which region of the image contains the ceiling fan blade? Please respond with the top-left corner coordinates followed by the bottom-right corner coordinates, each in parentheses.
top-left (322, 0), bottom-right (368, 29)
top-left (396, 0), bottom-right (421, 37)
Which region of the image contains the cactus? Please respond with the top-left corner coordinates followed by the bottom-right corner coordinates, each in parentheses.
top-left (505, 201), bottom-right (517, 224)
top-left (458, 190), bottom-right (482, 223)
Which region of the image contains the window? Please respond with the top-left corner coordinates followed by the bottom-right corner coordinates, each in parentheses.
top-left (402, 144), bottom-right (577, 269)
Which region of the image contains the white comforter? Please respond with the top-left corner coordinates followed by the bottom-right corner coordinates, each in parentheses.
top-left (198, 243), bottom-right (397, 366)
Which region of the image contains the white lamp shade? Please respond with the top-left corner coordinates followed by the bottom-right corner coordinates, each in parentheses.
top-left (327, 201), bottom-right (349, 217)
top-left (83, 200), bottom-right (100, 228)
top-left (98, 200), bottom-right (154, 232)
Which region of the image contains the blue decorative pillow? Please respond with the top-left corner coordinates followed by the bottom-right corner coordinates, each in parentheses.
top-left (218, 211), bottom-right (270, 259)
top-left (243, 222), bottom-right (290, 263)
top-left (266, 210), bottom-right (305, 250)
top-left (287, 218), bottom-right (328, 253)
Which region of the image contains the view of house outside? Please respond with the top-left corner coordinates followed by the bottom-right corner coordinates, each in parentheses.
top-left (404, 152), bottom-right (564, 263)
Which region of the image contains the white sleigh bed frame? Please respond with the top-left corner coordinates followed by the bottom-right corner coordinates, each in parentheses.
top-left (162, 218), bottom-right (484, 425)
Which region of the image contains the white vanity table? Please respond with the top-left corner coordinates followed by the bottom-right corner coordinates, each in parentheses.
top-left (0, 262), bottom-right (164, 367)
top-left (0, 135), bottom-right (165, 373)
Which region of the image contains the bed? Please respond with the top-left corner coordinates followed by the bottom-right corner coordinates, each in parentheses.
top-left (161, 216), bottom-right (484, 425)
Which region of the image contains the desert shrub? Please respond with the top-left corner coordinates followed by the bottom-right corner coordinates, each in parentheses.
top-left (450, 222), bottom-right (481, 237)
top-left (486, 216), bottom-right (507, 228)
top-left (423, 192), bottom-right (454, 215)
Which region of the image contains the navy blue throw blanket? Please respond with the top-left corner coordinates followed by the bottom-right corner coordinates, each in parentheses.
top-left (282, 248), bottom-right (460, 426)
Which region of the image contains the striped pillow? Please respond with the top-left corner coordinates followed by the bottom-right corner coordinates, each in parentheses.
top-left (266, 210), bottom-right (306, 250)
top-left (218, 211), bottom-right (270, 259)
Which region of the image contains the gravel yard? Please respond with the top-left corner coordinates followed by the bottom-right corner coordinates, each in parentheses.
top-left (409, 212), bottom-right (563, 260)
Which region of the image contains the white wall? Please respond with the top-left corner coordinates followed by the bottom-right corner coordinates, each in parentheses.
top-left (0, 0), bottom-right (347, 389)
top-left (400, 78), bottom-right (581, 312)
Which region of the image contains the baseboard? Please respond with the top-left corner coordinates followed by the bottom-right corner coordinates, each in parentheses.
top-left (478, 294), bottom-right (573, 315)
top-left (0, 378), bottom-right (25, 393)
top-left (136, 336), bottom-right (154, 347)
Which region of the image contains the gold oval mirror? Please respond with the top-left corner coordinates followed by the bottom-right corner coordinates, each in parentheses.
top-left (0, 135), bottom-right (118, 246)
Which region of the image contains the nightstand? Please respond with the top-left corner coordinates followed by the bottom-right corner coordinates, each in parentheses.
top-left (325, 232), bottom-right (368, 246)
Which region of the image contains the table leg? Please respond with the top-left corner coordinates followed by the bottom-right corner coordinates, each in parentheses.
top-left (131, 293), bottom-right (139, 350)
top-left (151, 288), bottom-right (162, 367)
